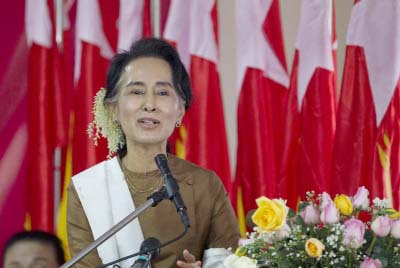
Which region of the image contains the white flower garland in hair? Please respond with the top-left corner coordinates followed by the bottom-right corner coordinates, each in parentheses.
top-left (87, 87), bottom-right (125, 158)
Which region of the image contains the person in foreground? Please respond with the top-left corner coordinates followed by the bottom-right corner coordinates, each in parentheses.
top-left (67, 38), bottom-right (240, 268)
top-left (2, 230), bottom-right (65, 268)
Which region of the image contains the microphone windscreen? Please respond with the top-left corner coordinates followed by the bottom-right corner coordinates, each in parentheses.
top-left (154, 154), bottom-right (170, 175)
top-left (140, 237), bottom-right (161, 259)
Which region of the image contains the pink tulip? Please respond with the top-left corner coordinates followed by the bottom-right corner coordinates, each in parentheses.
top-left (320, 192), bottom-right (333, 209)
top-left (390, 220), bottom-right (400, 239)
top-left (371, 216), bottom-right (392, 237)
top-left (300, 205), bottom-right (320, 225)
top-left (360, 257), bottom-right (382, 268)
top-left (320, 202), bottom-right (339, 224)
top-left (343, 218), bottom-right (365, 248)
top-left (353, 186), bottom-right (370, 210)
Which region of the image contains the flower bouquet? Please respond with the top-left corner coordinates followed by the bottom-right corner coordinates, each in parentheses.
top-left (224, 187), bottom-right (400, 268)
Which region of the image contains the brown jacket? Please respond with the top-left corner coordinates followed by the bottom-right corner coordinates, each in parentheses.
top-left (67, 155), bottom-right (240, 268)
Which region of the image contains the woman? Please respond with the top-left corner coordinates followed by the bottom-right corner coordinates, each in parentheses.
top-left (67, 38), bottom-right (240, 268)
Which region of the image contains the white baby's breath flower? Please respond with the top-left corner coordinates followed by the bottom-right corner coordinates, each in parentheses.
top-left (87, 88), bottom-right (125, 158)
top-left (373, 197), bottom-right (390, 209)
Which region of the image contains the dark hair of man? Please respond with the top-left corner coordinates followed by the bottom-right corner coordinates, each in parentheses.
top-left (104, 37), bottom-right (192, 110)
top-left (2, 231), bottom-right (65, 266)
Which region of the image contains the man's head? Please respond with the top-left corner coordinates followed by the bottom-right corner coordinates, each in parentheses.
top-left (2, 231), bottom-right (65, 268)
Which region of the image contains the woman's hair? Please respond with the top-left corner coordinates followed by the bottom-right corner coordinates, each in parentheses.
top-left (104, 37), bottom-right (192, 110)
top-left (2, 231), bottom-right (65, 266)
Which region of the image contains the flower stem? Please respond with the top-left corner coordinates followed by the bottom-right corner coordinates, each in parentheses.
top-left (386, 237), bottom-right (393, 252)
top-left (347, 251), bottom-right (352, 267)
top-left (367, 236), bottom-right (377, 256)
top-left (355, 210), bottom-right (360, 219)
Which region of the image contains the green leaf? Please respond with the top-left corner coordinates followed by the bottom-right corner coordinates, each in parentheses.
top-left (296, 215), bottom-right (306, 228)
top-left (298, 201), bottom-right (310, 212)
top-left (288, 208), bottom-right (297, 218)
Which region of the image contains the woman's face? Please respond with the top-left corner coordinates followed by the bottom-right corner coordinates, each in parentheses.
top-left (114, 57), bottom-right (185, 148)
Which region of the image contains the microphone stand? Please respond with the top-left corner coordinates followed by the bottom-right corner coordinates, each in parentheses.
top-left (59, 191), bottom-right (165, 268)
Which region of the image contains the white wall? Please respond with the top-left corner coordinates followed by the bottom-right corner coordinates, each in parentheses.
top-left (218, 0), bottom-right (353, 174)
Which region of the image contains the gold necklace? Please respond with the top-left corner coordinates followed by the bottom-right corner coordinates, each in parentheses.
top-left (121, 162), bottom-right (164, 196)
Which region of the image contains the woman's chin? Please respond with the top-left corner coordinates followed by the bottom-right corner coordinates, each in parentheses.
top-left (128, 136), bottom-right (168, 148)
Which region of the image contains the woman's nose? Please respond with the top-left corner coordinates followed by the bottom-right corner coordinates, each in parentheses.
top-left (142, 93), bottom-right (157, 112)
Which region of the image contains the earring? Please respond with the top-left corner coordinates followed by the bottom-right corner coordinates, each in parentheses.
top-left (175, 121), bottom-right (181, 128)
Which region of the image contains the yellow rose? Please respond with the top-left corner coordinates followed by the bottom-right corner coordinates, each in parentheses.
top-left (334, 194), bottom-right (353, 216)
top-left (251, 197), bottom-right (288, 232)
top-left (235, 246), bottom-right (247, 257)
top-left (387, 208), bottom-right (400, 219)
top-left (305, 238), bottom-right (325, 258)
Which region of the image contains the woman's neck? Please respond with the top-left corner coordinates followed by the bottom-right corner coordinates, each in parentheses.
top-left (122, 142), bottom-right (167, 173)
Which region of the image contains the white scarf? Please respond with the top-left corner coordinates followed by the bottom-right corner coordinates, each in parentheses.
top-left (72, 157), bottom-right (144, 268)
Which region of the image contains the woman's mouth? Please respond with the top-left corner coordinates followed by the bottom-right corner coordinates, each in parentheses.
top-left (137, 118), bottom-right (160, 128)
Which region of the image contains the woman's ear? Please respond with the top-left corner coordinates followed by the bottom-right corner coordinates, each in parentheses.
top-left (177, 101), bottom-right (185, 123)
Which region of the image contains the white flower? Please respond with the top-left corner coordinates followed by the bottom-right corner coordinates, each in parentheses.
top-left (319, 192), bottom-right (333, 210)
top-left (87, 88), bottom-right (125, 157)
top-left (275, 224), bottom-right (291, 240)
top-left (233, 256), bottom-right (257, 268)
top-left (372, 198), bottom-right (390, 209)
top-left (224, 254), bottom-right (257, 268)
top-left (223, 254), bottom-right (239, 268)
top-left (300, 204), bottom-right (320, 225)
top-left (391, 220), bottom-right (400, 239)
top-left (352, 186), bottom-right (370, 210)
top-left (371, 216), bottom-right (392, 237)
top-left (238, 238), bottom-right (254, 247)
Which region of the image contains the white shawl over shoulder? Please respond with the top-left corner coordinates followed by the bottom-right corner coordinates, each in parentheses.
top-left (72, 157), bottom-right (144, 268)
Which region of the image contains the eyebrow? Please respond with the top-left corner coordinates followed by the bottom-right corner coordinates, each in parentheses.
top-left (125, 81), bottom-right (174, 88)
top-left (126, 81), bottom-right (145, 87)
top-left (155, 81), bottom-right (174, 88)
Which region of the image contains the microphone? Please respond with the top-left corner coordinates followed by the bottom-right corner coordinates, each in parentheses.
top-left (130, 237), bottom-right (161, 268)
top-left (154, 154), bottom-right (190, 228)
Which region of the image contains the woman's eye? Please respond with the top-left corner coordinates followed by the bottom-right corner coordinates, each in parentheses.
top-left (129, 89), bottom-right (144, 95)
top-left (157, 90), bottom-right (169, 96)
